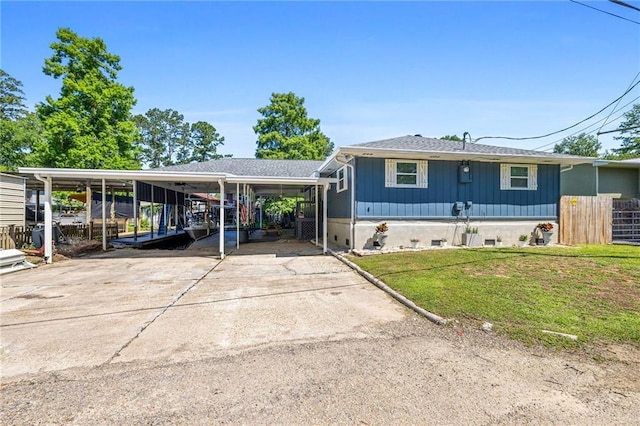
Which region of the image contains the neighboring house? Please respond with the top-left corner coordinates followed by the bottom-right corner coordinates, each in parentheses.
top-left (0, 173), bottom-right (26, 228)
top-left (318, 135), bottom-right (592, 249)
top-left (561, 158), bottom-right (640, 199)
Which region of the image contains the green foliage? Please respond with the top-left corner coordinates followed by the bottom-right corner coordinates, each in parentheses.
top-left (263, 197), bottom-right (298, 216)
top-left (134, 108), bottom-right (188, 168)
top-left (183, 121), bottom-right (227, 164)
top-left (36, 28), bottom-right (140, 170)
top-left (0, 71), bottom-right (43, 171)
top-left (553, 132), bottom-right (601, 157)
top-left (135, 110), bottom-right (228, 167)
top-left (254, 92), bottom-right (333, 160)
top-left (440, 134), bottom-right (462, 141)
top-left (613, 103), bottom-right (640, 158)
top-left (0, 69), bottom-right (27, 120)
top-left (350, 246), bottom-right (640, 351)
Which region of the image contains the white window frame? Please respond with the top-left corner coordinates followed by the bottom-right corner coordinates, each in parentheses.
top-left (385, 159), bottom-right (428, 188)
top-left (336, 166), bottom-right (348, 193)
top-left (500, 164), bottom-right (538, 190)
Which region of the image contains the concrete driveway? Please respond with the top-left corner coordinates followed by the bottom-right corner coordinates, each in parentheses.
top-left (1, 240), bottom-right (406, 380)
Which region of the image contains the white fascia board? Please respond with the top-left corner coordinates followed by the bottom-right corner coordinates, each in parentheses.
top-left (337, 147), bottom-right (594, 166)
top-left (18, 167), bottom-right (227, 182)
top-left (225, 175), bottom-right (330, 185)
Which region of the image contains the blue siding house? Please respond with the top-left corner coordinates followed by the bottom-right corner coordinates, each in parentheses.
top-left (319, 135), bottom-right (591, 249)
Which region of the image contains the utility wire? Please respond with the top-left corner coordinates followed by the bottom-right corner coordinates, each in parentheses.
top-left (533, 98), bottom-right (639, 151)
top-left (610, 0), bottom-right (640, 13)
top-left (475, 79), bottom-right (640, 143)
top-left (570, 0), bottom-right (640, 25)
top-left (598, 71), bottom-right (640, 134)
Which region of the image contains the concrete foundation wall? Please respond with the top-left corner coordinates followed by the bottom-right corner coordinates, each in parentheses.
top-left (327, 218), bottom-right (352, 248)
top-left (350, 220), bottom-right (558, 250)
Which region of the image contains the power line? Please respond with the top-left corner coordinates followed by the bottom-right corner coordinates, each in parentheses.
top-left (609, 0), bottom-right (640, 13)
top-left (570, 0), bottom-right (640, 25)
top-left (475, 79), bottom-right (640, 143)
top-left (532, 96), bottom-right (640, 150)
top-left (598, 71), bottom-right (640, 134)
top-left (598, 125), bottom-right (640, 135)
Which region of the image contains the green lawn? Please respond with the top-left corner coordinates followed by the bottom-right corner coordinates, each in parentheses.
top-left (348, 245), bottom-right (640, 350)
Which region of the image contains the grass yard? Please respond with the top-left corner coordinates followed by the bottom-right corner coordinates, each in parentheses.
top-left (349, 245), bottom-right (640, 351)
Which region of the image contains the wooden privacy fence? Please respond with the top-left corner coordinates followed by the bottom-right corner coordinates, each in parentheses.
top-left (0, 223), bottom-right (119, 250)
top-left (559, 195), bottom-right (612, 245)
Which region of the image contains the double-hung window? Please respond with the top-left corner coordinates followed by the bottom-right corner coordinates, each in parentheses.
top-left (385, 159), bottom-right (428, 188)
top-left (500, 164), bottom-right (538, 190)
top-left (337, 166), bottom-right (347, 193)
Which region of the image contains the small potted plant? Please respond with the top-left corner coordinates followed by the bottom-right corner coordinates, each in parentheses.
top-left (374, 222), bottom-right (388, 248)
top-left (518, 234), bottom-right (529, 247)
top-left (462, 226), bottom-right (482, 247)
top-left (440, 237), bottom-right (448, 247)
top-left (536, 222), bottom-right (554, 245)
top-left (410, 238), bottom-right (420, 249)
top-left (496, 236), bottom-right (503, 247)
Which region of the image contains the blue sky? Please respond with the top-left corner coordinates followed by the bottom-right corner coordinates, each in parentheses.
top-left (2, 1), bottom-right (639, 158)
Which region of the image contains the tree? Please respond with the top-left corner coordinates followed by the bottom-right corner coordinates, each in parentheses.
top-left (0, 70), bottom-right (43, 171)
top-left (440, 135), bottom-right (462, 141)
top-left (179, 121), bottom-right (226, 164)
top-left (553, 133), bottom-right (601, 157)
top-left (134, 108), bottom-right (188, 168)
top-left (613, 104), bottom-right (640, 158)
top-left (0, 69), bottom-right (27, 120)
top-left (36, 28), bottom-right (139, 169)
top-left (254, 92), bottom-right (333, 160)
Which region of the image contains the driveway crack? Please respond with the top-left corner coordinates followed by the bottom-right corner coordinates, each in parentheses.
top-left (105, 260), bottom-right (224, 364)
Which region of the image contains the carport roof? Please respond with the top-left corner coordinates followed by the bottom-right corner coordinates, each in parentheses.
top-left (159, 158), bottom-right (324, 178)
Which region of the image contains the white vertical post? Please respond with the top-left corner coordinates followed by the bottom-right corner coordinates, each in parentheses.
top-left (133, 180), bottom-right (138, 240)
top-left (150, 184), bottom-right (154, 238)
top-left (219, 180), bottom-right (225, 259)
top-left (43, 177), bottom-right (53, 264)
top-left (102, 179), bottom-right (107, 251)
top-left (323, 183), bottom-right (328, 254)
top-left (315, 184), bottom-right (319, 245)
top-left (236, 182), bottom-right (240, 249)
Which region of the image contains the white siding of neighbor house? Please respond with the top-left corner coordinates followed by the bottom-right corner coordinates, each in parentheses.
top-left (0, 173), bottom-right (26, 227)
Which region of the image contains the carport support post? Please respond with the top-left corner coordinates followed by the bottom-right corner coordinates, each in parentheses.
top-left (102, 179), bottom-right (107, 251)
top-left (133, 180), bottom-right (138, 241)
top-left (323, 183), bottom-right (328, 254)
top-left (315, 185), bottom-right (319, 246)
top-left (37, 175), bottom-right (53, 264)
top-left (218, 179), bottom-right (225, 259)
top-left (236, 182), bottom-right (240, 249)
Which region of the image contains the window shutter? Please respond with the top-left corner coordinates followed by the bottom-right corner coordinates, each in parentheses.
top-left (418, 160), bottom-right (428, 188)
top-left (500, 164), bottom-right (509, 190)
top-left (385, 159), bottom-right (395, 187)
top-left (529, 165), bottom-right (538, 190)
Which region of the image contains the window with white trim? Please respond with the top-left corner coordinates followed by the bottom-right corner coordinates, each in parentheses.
top-left (385, 159), bottom-right (428, 188)
top-left (500, 164), bottom-right (538, 190)
top-left (337, 166), bottom-right (347, 193)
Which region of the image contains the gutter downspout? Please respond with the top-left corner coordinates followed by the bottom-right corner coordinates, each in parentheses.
top-left (34, 174), bottom-right (53, 264)
top-left (335, 155), bottom-right (355, 251)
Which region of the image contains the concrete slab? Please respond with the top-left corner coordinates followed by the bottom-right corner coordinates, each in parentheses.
top-left (1, 241), bottom-right (407, 381)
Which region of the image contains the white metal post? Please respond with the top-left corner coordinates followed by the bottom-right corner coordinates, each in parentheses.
top-left (323, 183), bottom-right (328, 254)
top-left (315, 184), bottom-right (319, 245)
top-left (43, 177), bottom-right (53, 263)
top-left (133, 180), bottom-right (138, 241)
top-left (219, 180), bottom-right (225, 259)
top-left (102, 179), bottom-right (107, 251)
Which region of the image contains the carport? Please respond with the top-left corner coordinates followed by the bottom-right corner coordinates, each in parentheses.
top-left (18, 162), bottom-right (335, 263)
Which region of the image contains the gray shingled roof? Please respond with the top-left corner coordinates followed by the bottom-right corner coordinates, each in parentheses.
top-left (158, 158), bottom-right (324, 178)
top-left (346, 135), bottom-right (589, 159)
